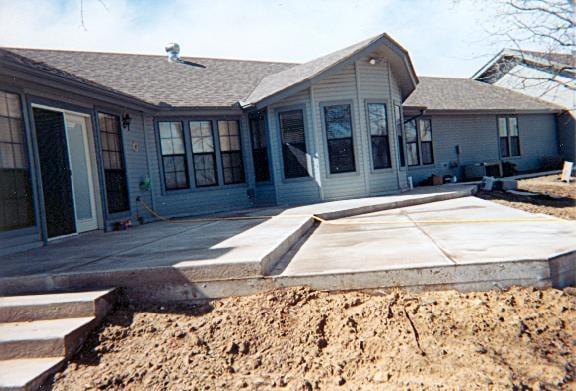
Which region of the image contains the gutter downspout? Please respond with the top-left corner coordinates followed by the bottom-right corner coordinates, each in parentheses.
top-left (386, 61), bottom-right (403, 192)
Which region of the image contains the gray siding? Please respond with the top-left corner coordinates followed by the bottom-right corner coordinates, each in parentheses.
top-left (407, 113), bottom-right (559, 183)
top-left (356, 57), bottom-right (406, 195)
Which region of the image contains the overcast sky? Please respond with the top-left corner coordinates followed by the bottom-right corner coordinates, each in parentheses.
top-left (0, 0), bottom-right (525, 77)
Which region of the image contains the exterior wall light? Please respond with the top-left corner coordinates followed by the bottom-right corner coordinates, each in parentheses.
top-left (122, 113), bottom-right (132, 129)
top-left (369, 58), bottom-right (377, 65)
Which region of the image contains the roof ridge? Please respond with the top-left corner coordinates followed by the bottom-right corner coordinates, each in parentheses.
top-left (1, 46), bottom-right (300, 65)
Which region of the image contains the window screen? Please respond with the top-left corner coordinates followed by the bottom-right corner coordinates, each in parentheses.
top-left (190, 121), bottom-right (217, 187)
top-left (218, 120), bottom-right (245, 185)
top-left (394, 104), bottom-right (405, 167)
top-left (324, 104), bottom-right (355, 174)
top-left (0, 91), bottom-right (34, 231)
top-left (367, 103), bottom-right (391, 169)
top-left (419, 118), bottom-right (434, 165)
top-left (508, 117), bottom-right (520, 156)
top-left (98, 113), bottom-right (130, 213)
top-left (279, 109), bottom-right (309, 179)
top-left (498, 117), bottom-right (509, 158)
top-left (159, 121), bottom-right (189, 190)
top-left (405, 119), bottom-right (419, 166)
top-left (249, 113), bottom-right (271, 182)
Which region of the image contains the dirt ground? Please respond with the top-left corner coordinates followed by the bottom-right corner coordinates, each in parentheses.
top-left (476, 174), bottom-right (576, 220)
top-left (53, 286), bottom-right (575, 390)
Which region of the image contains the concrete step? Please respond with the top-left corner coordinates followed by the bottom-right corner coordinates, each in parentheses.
top-left (0, 289), bottom-right (116, 323)
top-left (0, 357), bottom-right (63, 391)
top-left (0, 317), bottom-right (95, 360)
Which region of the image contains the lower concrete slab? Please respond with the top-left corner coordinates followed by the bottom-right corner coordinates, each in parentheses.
top-left (0, 185), bottom-right (475, 296)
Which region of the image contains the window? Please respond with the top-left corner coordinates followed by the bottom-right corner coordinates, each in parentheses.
top-left (98, 113), bottom-right (130, 213)
top-left (189, 121), bottom-right (217, 187)
top-left (218, 120), bottom-right (245, 184)
top-left (279, 109), bottom-right (309, 179)
top-left (419, 118), bottom-right (434, 165)
top-left (367, 103), bottom-right (391, 169)
top-left (499, 116), bottom-right (520, 158)
top-left (394, 104), bottom-right (405, 167)
top-left (405, 119), bottom-right (419, 166)
top-left (249, 112), bottom-right (271, 182)
top-left (0, 91), bottom-right (34, 231)
top-left (159, 121), bottom-right (189, 190)
top-left (324, 104), bottom-right (355, 174)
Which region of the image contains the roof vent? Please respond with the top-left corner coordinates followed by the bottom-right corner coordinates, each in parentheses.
top-left (165, 43), bottom-right (181, 63)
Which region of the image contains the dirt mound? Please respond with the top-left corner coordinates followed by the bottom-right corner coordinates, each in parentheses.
top-left (53, 286), bottom-right (576, 390)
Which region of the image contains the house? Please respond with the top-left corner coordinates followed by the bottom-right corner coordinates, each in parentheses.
top-left (473, 49), bottom-right (575, 162)
top-left (403, 77), bottom-right (562, 184)
top-left (0, 33), bottom-right (566, 255)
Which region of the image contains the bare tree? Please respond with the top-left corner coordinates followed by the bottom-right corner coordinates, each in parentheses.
top-left (477, 0), bottom-right (575, 96)
top-left (79, 0), bottom-right (108, 31)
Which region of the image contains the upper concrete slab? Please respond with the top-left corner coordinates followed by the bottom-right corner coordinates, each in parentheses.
top-left (281, 196), bottom-right (576, 276)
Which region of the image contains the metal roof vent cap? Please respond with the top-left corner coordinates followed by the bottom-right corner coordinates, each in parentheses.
top-left (165, 43), bottom-right (181, 63)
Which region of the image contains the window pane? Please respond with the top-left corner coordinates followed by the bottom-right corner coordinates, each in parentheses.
top-left (419, 119), bottom-right (432, 141)
top-left (221, 151), bottom-right (245, 184)
top-left (371, 136), bottom-right (391, 169)
top-left (328, 138), bottom-right (355, 173)
top-left (0, 117), bottom-right (11, 142)
top-left (250, 113), bottom-right (270, 182)
top-left (279, 110), bottom-right (308, 178)
top-left (407, 143), bottom-right (419, 166)
top-left (0, 90), bottom-right (34, 231)
top-left (405, 120), bottom-right (417, 142)
top-left (172, 137), bottom-right (185, 154)
top-left (159, 122), bottom-right (173, 139)
top-left (0, 143), bottom-right (14, 168)
top-left (498, 118), bottom-right (508, 137)
top-left (500, 137), bottom-right (509, 157)
top-left (324, 105), bottom-right (352, 139)
top-left (160, 138), bottom-right (174, 155)
top-left (508, 117), bottom-right (519, 137)
top-left (157, 121), bottom-right (188, 190)
top-left (367, 103), bottom-right (387, 136)
top-left (193, 154), bottom-right (217, 187)
top-left (510, 136), bottom-right (520, 156)
top-left (422, 142), bottom-right (434, 165)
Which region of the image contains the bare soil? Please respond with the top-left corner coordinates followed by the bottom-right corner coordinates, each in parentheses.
top-left (476, 174), bottom-right (576, 220)
top-left (53, 286), bottom-right (576, 390)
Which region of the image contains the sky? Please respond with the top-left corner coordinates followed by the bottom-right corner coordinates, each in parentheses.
top-left (0, 0), bottom-right (531, 77)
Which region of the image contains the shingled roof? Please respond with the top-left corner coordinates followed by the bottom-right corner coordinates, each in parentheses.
top-left (404, 77), bottom-right (563, 113)
top-left (1, 32), bottom-right (418, 110)
top-left (1, 48), bottom-right (295, 108)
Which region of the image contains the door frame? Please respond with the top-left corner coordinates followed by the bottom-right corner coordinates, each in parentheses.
top-left (31, 103), bottom-right (103, 239)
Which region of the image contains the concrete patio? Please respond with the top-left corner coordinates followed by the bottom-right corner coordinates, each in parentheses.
top-left (0, 184), bottom-right (574, 301)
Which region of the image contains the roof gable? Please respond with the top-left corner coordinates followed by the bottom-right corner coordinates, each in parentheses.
top-left (242, 33), bottom-right (418, 108)
top-left (473, 48), bottom-right (575, 82)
